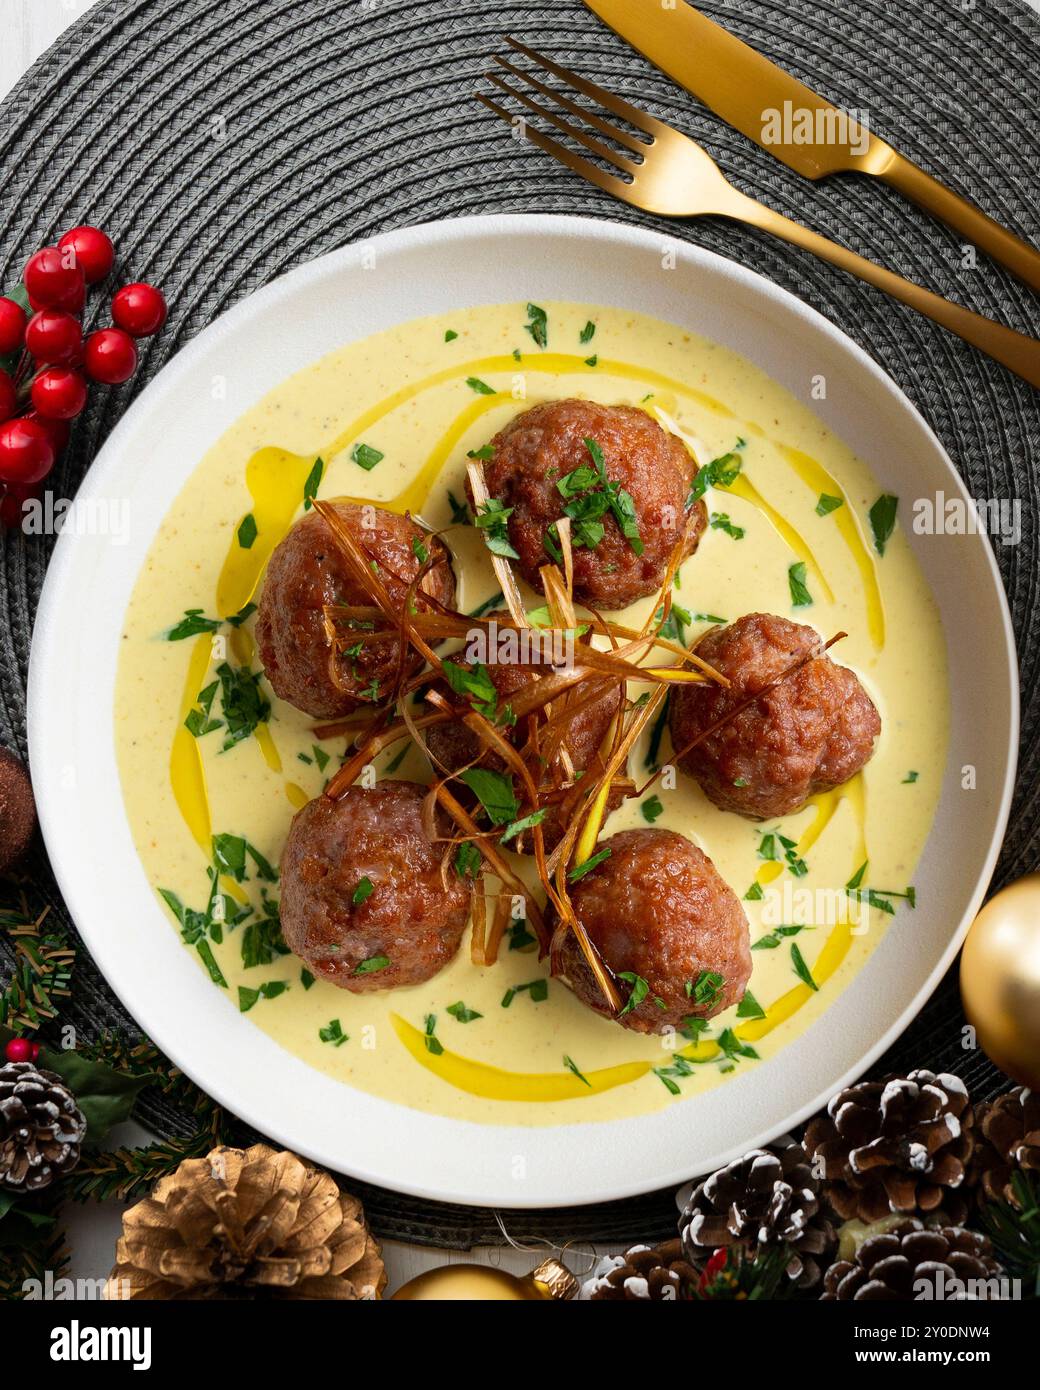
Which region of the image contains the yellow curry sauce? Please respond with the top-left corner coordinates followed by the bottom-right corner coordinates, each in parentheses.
top-left (115, 301), bottom-right (948, 1126)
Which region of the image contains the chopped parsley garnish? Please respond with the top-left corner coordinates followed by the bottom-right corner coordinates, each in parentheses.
top-left (641, 794), bottom-right (664, 823)
top-left (423, 1014), bottom-right (444, 1055)
top-left (383, 742), bottom-right (410, 775)
top-left (644, 694), bottom-right (671, 771)
top-left (350, 442), bottom-right (384, 472)
top-left (710, 512), bottom-right (745, 540)
top-left (466, 376), bottom-right (496, 395)
top-left (816, 493), bottom-right (843, 516)
top-left (654, 601), bottom-right (691, 644)
top-left (467, 444), bottom-right (495, 461)
top-left (412, 535), bottom-right (429, 566)
top-left (319, 1019), bottom-right (348, 1047)
top-left (758, 829), bottom-right (807, 878)
top-left (468, 590), bottom-right (505, 618)
top-left (214, 661), bottom-right (270, 751)
top-left (579, 320), bottom-right (596, 344)
top-left (736, 989), bottom-right (766, 1020)
top-left (302, 457), bottom-right (324, 509)
top-left (474, 497), bottom-right (520, 559)
top-left (312, 745), bottom-right (330, 772)
top-left (654, 1058), bottom-right (696, 1094)
top-left (584, 437), bottom-right (643, 555)
top-left (446, 1001), bottom-right (483, 1023)
top-left (184, 679), bottom-right (222, 739)
top-left (524, 302), bottom-right (548, 348)
top-left (502, 979), bottom-right (549, 1007)
top-left (563, 1055), bottom-right (591, 1088)
top-left (903, 770), bottom-right (919, 784)
top-left (241, 894), bottom-right (288, 968)
top-left (447, 489), bottom-right (471, 524)
top-left (687, 971), bottom-right (725, 1009)
top-left (753, 924), bottom-right (810, 950)
top-left (788, 561), bottom-right (813, 608)
top-left (443, 659), bottom-right (498, 719)
top-left (237, 513), bottom-right (258, 549)
top-left (584, 355), bottom-right (598, 367)
top-left (500, 808), bottom-right (547, 844)
top-left (791, 943), bottom-right (818, 992)
top-left (617, 972), bottom-right (663, 1017)
top-left (715, 1029), bottom-right (759, 1066)
top-left (300, 968), bottom-right (315, 990)
top-left (352, 877), bottom-right (374, 906)
top-left (869, 493), bottom-right (899, 555)
top-left (688, 444), bottom-right (743, 504)
top-left (212, 833), bottom-right (277, 883)
top-left (454, 841), bottom-right (482, 878)
top-left (507, 919), bottom-right (536, 951)
top-left (744, 882), bottom-right (764, 901)
top-left (444, 329), bottom-right (458, 342)
top-left (354, 955), bottom-right (390, 975)
top-left (567, 847), bottom-right (611, 883)
top-left (459, 767), bottom-right (518, 826)
top-left (845, 861), bottom-right (916, 915)
top-left (165, 603), bottom-right (255, 641)
top-left (238, 981), bottom-right (288, 1012)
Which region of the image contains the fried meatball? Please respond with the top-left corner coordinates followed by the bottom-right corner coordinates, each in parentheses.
top-left (669, 613), bottom-right (881, 820)
top-left (422, 615), bottom-right (623, 852)
top-left (256, 501), bottom-right (455, 719)
top-left (478, 399), bottom-right (706, 610)
top-left (556, 829), bottom-right (751, 1035)
top-left (279, 781), bottom-right (471, 992)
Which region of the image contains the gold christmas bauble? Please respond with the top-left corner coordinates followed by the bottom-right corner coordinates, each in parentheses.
top-left (392, 1257), bottom-right (577, 1301)
top-left (961, 873), bottom-right (1040, 1089)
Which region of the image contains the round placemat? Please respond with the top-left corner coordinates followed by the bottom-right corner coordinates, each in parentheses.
top-left (1, 0), bottom-right (1038, 1246)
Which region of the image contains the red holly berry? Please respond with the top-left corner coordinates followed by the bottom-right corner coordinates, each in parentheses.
top-left (112, 282), bottom-right (167, 338)
top-left (31, 368), bottom-right (87, 421)
top-left (25, 309), bottom-right (82, 365)
top-left (0, 296), bottom-right (27, 355)
top-left (58, 225), bottom-right (115, 284)
top-left (84, 327), bottom-right (137, 384)
top-left (0, 417), bottom-right (55, 485)
top-left (4, 1037), bottom-right (34, 1063)
top-left (24, 247), bottom-right (86, 313)
top-left (0, 368), bottom-right (16, 423)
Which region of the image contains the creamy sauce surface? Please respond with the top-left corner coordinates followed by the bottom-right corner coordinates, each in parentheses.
top-left (115, 301), bottom-right (948, 1126)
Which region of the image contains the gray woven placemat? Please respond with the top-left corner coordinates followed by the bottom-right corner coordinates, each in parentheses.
top-left (1, 0), bottom-right (1038, 1247)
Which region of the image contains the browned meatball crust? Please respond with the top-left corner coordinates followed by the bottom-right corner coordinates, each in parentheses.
top-left (669, 613), bottom-right (881, 820)
top-left (556, 829), bottom-right (751, 1034)
top-left (256, 501), bottom-right (455, 719)
top-left (479, 400), bottom-right (706, 610)
top-left (423, 618), bottom-right (623, 852)
top-left (279, 782), bottom-right (471, 992)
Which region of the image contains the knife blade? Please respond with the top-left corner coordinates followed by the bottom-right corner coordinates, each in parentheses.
top-left (583, 0), bottom-right (1040, 291)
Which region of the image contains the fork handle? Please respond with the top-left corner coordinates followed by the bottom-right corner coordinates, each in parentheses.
top-left (730, 193), bottom-right (1040, 390)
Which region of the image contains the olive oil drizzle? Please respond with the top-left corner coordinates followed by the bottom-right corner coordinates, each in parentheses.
top-left (166, 351), bottom-right (882, 1104)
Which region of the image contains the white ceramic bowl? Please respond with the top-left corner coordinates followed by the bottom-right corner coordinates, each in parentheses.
top-left (28, 215), bottom-right (1018, 1207)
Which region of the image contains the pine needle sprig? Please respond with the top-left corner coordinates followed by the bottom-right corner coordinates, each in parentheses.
top-left (0, 903), bottom-right (75, 1032)
top-left (80, 1033), bottom-right (222, 1121)
top-left (981, 1171), bottom-right (1040, 1298)
top-left (65, 1126), bottom-right (220, 1205)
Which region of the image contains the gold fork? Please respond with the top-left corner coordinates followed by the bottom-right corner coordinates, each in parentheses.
top-left (478, 40), bottom-right (1040, 392)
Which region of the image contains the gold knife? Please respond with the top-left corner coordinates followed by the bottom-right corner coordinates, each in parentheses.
top-left (584, 0), bottom-right (1040, 292)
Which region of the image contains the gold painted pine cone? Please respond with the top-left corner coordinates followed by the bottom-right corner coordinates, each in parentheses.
top-left (107, 1143), bottom-right (386, 1300)
top-left (0, 1061), bottom-right (86, 1193)
top-left (821, 1220), bottom-right (1005, 1300)
top-left (803, 1071), bottom-right (974, 1225)
top-left (581, 1240), bottom-right (698, 1300)
top-left (971, 1087), bottom-right (1040, 1207)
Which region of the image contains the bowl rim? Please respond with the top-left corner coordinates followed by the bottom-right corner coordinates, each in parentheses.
top-left (28, 212), bottom-right (1020, 1207)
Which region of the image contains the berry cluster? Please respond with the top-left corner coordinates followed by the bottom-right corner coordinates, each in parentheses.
top-left (4, 1037), bottom-right (41, 1064)
top-left (0, 225), bottom-right (167, 526)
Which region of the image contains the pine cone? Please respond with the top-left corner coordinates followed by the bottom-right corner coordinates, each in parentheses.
top-left (0, 1061), bottom-right (86, 1192)
top-left (108, 1143), bottom-right (386, 1300)
top-left (581, 1240), bottom-right (696, 1301)
top-left (822, 1219), bottom-right (1006, 1300)
top-left (679, 1136), bottom-right (835, 1289)
top-left (804, 1071), bottom-right (973, 1224)
top-left (972, 1087), bottom-right (1040, 1208)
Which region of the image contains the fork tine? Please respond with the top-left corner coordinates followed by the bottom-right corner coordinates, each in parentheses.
top-left (505, 36), bottom-right (668, 140)
top-left (492, 55), bottom-right (648, 156)
top-left (483, 72), bottom-right (636, 176)
top-left (474, 92), bottom-right (636, 203)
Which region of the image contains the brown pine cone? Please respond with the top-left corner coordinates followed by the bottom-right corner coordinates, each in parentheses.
top-left (581, 1239), bottom-right (696, 1301)
top-left (971, 1087), bottom-right (1040, 1207)
top-left (822, 1219), bottom-right (1006, 1300)
top-left (804, 1071), bottom-right (973, 1224)
top-left (679, 1136), bottom-right (835, 1289)
top-left (108, 1143), bottom-right (386, 1300)
top-left (0, 1061), bottom-right (86, 1192)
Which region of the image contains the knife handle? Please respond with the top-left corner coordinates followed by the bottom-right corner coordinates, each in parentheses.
top-left (732, 195), bottom-right (1040, 390)
top-left (878, 151), bottom-right (1040, 294)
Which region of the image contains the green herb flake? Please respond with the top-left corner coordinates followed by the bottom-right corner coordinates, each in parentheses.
top-left (423, 1013), bottom-right (444, 1055)
top-left (454, 841), bottom-right (482, 879)
top-left (302, 457), bottom-right (324, 509)
top-left (350, 443), bottom-right (384, 472)
top-left (300, 968), bottom-right (315, 990)
top-left (816, 493), bottom-right (843, 516)
top-left (524, 303), bottom-right (548, 348)
top-left (788, 561), bottom-right (813, 608)
top-left (563, 1055), bottom-right (592, 1088)
top-left (903, 770), bottom-right (919, 784)
top-left (567, 847), bottom-right (611, 883)
top-left (791, 943), bottom-right (818, 992)
top-left (869, 494), bottom-right (899, 555)
top-left (744, 882), bottom-right (764, 902)
top-left (500, 808), bottom-right (547, 845)
top-left (736, 989), bottom-right (766, 1020)
top-left (688, 445), bottom-right (744, 505)
top-left (354, 955), bottom-right (390, 975)
top-left (352, 877), bottom-right (374, 906)
top-left (687, 971), bottom-right (725, 1009)
top-left (458, 767), bottom-right (519, 827)
top-left (709, 512), bottom-right (745, 540)
top-left (319, 1019), bottom-right (348, 1047)
top-left (466, 376), bottom-right (496, 395)
top-left (444, 329), bottom-right (458, 342)
top-left (617, 972), bottom-right (650, 1017)
top-left (640, 794), bottom-right (664, 824)
top-left (579, 320), bottom-right (596, 344)
top-left (446, 1001), bottom-right (483, 1024)
top-left (237, 513), bottom-right (258, 549)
